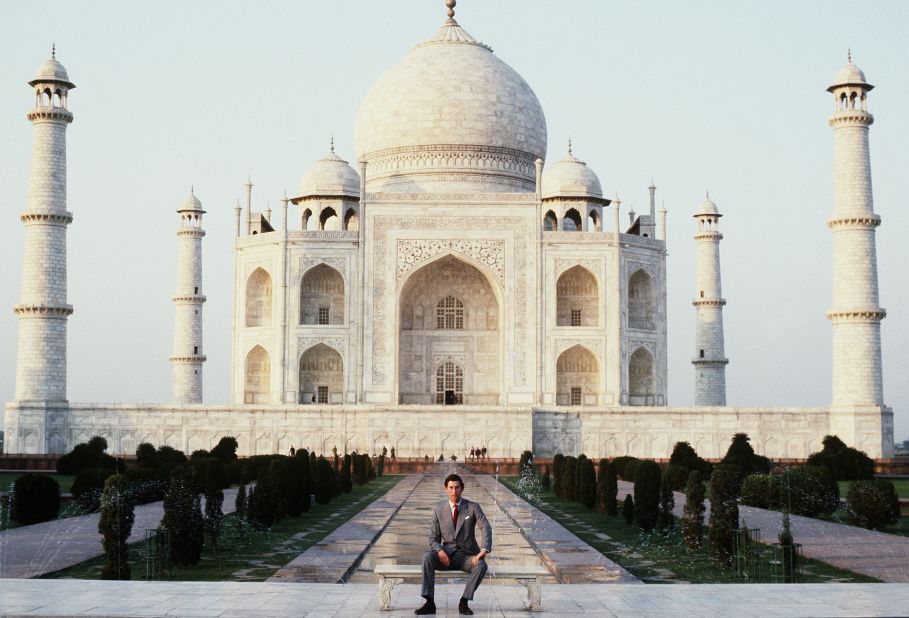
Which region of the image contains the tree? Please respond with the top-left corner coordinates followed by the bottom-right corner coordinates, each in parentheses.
top-left (203, 459), bottom-right (226, 550)
top-left (721, 433), bottom-right (770, 479)
top-left (295, 449), bottom-right (312, 513)
top-left (604, 461), bottom-right (618, 517)
top-left (633, 460), bottom-right (661, 530)
top-left (56, 436), bottom-right (120, 475)
top-left (574, 454), bottom-right (589, 504)
top-left (669, 441), bottom-right (710, 476)
top-left (314, 456), bottom-right (333, 505)
top-left (778, 510), bottom-right (798, 583)
top-left (846, 479), bottom-right (900, 530)
top-left (682, 470), bottom-right (705, 550)
top-left (341, 454), bottom-right (353, 493)
top-left (235, 483), bottom-right (247, 516)
top-left (708, 464), bottom-right (740, 567)
top-left (563, 456), bottom-right (578, 502)
top-left (622, 494), bottom-right (635, 524)
top-left (807, 435), bottom-right (874, 481)
top-left (658, 470), bottom-right (675, 531)
top-left (11, 474), bottom-right (60, 525)
top-left (162, 466), bottom-right (203, 566)
top-left (596, 459), bottom-right (609, 513)
top-left (552, 454), bottom-right (565, 497)
top-left (210, 436), bottom-right (239, 465)
top-left (99, 474), bottom-right (135, 579)
top-left (578, 457), bottom-right (597, 510)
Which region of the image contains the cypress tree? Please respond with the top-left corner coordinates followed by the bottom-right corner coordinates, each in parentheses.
top-left (682, 470), bottom-right (705, 550)
top-left (98, 474), bottom-right (135, 580)
top-left (203, 459), bottom-right (226, 551)
top-left (658, 469), bottom-right (675, 531)
top-left (622, 494), bottom-right (634, 524)
top-left (633, 460), bottom-right (661, 530)
top-left (341, 454), bottom-right (353, 493)
top-left (296, 449), bottom-right (312, 512)
top-left (235, 483), bottom-right (247, 516)
top-left (285, 456), bottom-right (306, 517)
top-left (315, 457), bottom-right (333, 504)
top-left (579, 457), bottom-right (597, 510)
top-left (563, 456), bottom-right (578, 502)
top-left (605, 461), bottom-right (618, 517)
top-left (708, 464), bottom-right (741, 567)
top-left (596, 458), bottom-right (609, 513)
top-left (163, 466), bottom-right (203, 566)
top-left (552, 454), bottom-right (565, 497)
top-left (574, 454), bottom-right (589, 505)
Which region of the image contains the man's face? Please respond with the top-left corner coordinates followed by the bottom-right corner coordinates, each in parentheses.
top-left (445, 480), bottom-right (464, 503)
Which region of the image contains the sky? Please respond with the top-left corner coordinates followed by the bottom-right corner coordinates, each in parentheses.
top-left (1, 0), bottom-right (907, 443)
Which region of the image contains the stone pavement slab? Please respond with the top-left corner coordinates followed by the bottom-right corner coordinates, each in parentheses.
top-left (269, 474), bottom-right (423, 583)
top-left (617, 480), bottom-right (909, 583)
top-left (2, 579), bottom-right (909, 616)
top-left (0, 489), bottom-right (238, 578)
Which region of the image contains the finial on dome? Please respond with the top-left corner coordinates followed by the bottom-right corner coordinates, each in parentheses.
top-left (330, 134), bottom-right (335, 153)
top-left (446, 0), bottom-right (456, 19)
top-left (190, 185), bottom-right (194, 195)
top-left (706, 188), bottom-right (710, 199)
top-left (51, 43), bottom-right (56, 59)
top-left (568, 137), bottom-right (573, 157)
top-left (848, 47), bottom-right (852, 63)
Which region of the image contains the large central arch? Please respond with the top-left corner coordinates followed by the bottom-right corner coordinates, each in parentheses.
top-left (397, 254), bottom-right (502, 405)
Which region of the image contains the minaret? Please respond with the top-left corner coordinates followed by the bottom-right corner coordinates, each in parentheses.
top-left (170, 189), bottom-right (207, 404)
top-left (692, 194), bottom-right (728, 406)
top-left (14, 49), bottom-right (76, 403)
top-left (827, 53), bottom-right (885, 408)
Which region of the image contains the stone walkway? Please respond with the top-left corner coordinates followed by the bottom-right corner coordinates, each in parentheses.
top-left (1, 579), bottom-right (908, 616)
top-left (617, 481), bottom-right (909, 583)
top-left (0, 489), bottom-right (238, 578)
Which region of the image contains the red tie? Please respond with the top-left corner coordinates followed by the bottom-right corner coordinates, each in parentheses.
top-left (453, 503), bottom-right (459, 526)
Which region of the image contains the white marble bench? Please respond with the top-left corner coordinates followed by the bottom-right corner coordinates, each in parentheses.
top-left (374, 563), bottom-right (549, 611)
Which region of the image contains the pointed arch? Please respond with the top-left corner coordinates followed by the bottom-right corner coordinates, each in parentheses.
top-left (587, 209), bottom-right (601, 232)
top-left (245, 268), bottom-right (273, 327)
top-left (435, 361), bottom-right (464, 404)
top-left (628, 269), bottom-right (655, 330)
top-left (302, 207), bottom-right (314, 230)
top-left (300, 264), bottom-right (344, 325)
top-left (563, 208), bottom-right (582, 231)
top-left (299, 343), bottom-right (343, 404)
top-left (344, 208), bottom-right (359, 231)
top-left (629, 347), bottom-right (654, 405)
top-left (320, 206), bottom-right (340, 230)
top-left (556, 345), bottom-right (599, 405)
top-left (543, 210), bottom-right (558, 231)
top-left (557, 265), bottom-right (598, 327)
top-left (244, 345), bottom-right (271, 403)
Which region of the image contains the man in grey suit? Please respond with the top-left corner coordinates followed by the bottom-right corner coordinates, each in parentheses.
top-left (415, 473), bottom-right (492, 615)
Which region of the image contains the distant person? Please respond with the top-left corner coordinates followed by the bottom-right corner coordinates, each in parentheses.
top-left (289, 445), bottom-right (296, 457)
top-left (391, 446), bottom-right (396, 461)
top-left (469, 447), bottom-right (475, 460)
top-left (415, 473), bottom-right (491, 615)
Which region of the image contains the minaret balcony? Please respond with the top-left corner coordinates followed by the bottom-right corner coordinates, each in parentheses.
top-left (826, 215), bottom-right (881, 230)
top-left (13, 303), bottom-right (73, 316)
top-left (826, 309), bottom-right (886, 322)
top-left (172, 294), bottom-right (207, 304)
top-left (828, 110), bottom-right (873, 127)
top-left (26, 108), bottom-right (73, 123)
top-left (692, 298), bottom-right (726, 307)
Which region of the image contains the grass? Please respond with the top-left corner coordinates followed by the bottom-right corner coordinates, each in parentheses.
top-left (502, 477), bottom-right (880, 584)
top-left (43, 475), bottom-right (402, 581)
top-left (0, 472), bottom-right (75, 493)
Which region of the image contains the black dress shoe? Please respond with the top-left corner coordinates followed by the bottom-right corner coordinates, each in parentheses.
top-left (458, 600), bottom-right (474, 615)
top-left (415, 599), bottom-right (436, 615)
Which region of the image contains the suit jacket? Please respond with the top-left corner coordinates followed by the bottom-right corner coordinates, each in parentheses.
top-left (429, 498), bottom-right (492, 556)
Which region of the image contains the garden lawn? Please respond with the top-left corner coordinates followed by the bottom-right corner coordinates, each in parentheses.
top-left (43, 475), bottom-right (402, 581)
top-left (0, 472), bottom-right (75, 493)
top-left (502, 477), bottom-right (879, 584)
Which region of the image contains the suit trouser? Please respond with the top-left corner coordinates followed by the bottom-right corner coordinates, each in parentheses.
top-left (421, 549), bottom-right (488, 600)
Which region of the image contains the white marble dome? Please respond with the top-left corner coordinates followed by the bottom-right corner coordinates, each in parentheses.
top-left (827, 59), bottom-right (873, 92)
top-left (542, 148), bottom-right (603, 200)
top-left (29, 56), bottom-right (75, 88)
top-left (297, 148), bottom-right (360, 200)
top-left (695, 197), bottom-right (720, 216)
top-left (179, 190), bottom-right (203, 212)
top-left (354, 16), bottom-right (547, 192)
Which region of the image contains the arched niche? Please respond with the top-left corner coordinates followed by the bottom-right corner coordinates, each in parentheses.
top-left (628, 269), bottom-right (655, 330)
top-left (556, 345), bottom-right (599, 406)
top-left (556, 265), bottom-right (598, 327)
top-left (398, 254), bottom-right (501, 405)
top-left (563, 208), bottom-right (582, 231)
top-left (244, 345), bottom-right (270, 404)
top-left (245, 268), bottom-right (273, 327)
top-left (299, 343), bottom-right (343, 404)
top-left (543, 210), bottom-right (558, 231)
top-left (344, 209), bottom-right (359, 231)
top-left (629, 347), bottom-right (654, 405)
top-left (300, 264), bottom-right (344, 325)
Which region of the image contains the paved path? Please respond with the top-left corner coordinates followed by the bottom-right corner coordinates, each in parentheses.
top-left (0, 489), bottom-right (238, 578)
top-left (1, 579), bottom-right (908, 616)
top-left (617, 481), bottom-right (909, 583)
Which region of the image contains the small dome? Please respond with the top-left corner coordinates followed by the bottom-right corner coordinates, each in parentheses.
top-left (297, 148), bottom-right (360, 200)
top-left (827, 59), bottom-right (873, 93)
top-left (178, 189), bottom-right (204, 213)
top-left (28, 55), bottom-right (75, 89)
top-left (695, 197), bottom-right (720, 217)
top-left (541, 148), bottom-right (603, 201)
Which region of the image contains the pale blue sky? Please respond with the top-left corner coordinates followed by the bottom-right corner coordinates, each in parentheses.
top-left (1, 1), bottom-right (907, 442)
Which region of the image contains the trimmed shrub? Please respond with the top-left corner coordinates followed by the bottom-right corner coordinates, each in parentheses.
top-left (99, 474), bottom-right (135, 579)
top-left (314, 456), bottom-right (333, 505)
top-left (846, 479), bottom-right (900, 530)
top-left (135, 442), bottom-right (158, 467)
top-left (605, 461), bottom-right (618, 517)
top-left (708, 464), bottom-right (740, 567)
top-left (203, 459), bottom-right (226, 550)
top-left (341, 454), bottom-right (353, 493)
top-left (124, 466), bottom-right (166, 505)
top-left (72, 468), bottom-right (116, 512)
top-left (190, 449), bottom-right (210, 460)
top-left (210, 436), bottom-right (239, 465)
top-left (563, 456), bottom-right (578, 502)
top-left (658, 470), bottom-right (675, 531)
top-left (622, 494), bottom-right (634, 524)
top-left (807, 435), bottom-right (874, 481)
top-left (682, 470), bottom-right (705, 550)
top-left (779, 510), bottom-right (798, 583)
top-left (596, 459), bottom-right (609, 513)
top-left (633, 460), bottom-right (661, 530)
top-left (295, 449), bottom-right (312, 513)
top-left (612, 456), bottom-right (638, 481)
top-left (721, 433), bottom-right (770, 480)
top-left (552, 454), bottom-right (565, 497)
top-left (784, 466), bottom-right (839, 517)
top-left (540, 468), bottom-right (551, 491)
top-left (56, 437), bottom-right (120, 475)
top-left (11, 474), bottom-right (60, 525)
top-left (519, 450), bottom-right (533, 471)
top-left (163, 466), bottom-right (203, 566)
top-left (664, 465), bottom-right (691, 491)
top-left (575, 454), bottom-right (589, 505)
top-left (235, 483), bottom-right (247, 516)
top-left (669, 441), bottom-right (711, 477)
top-left (377, 454), bottom-right (385, 477)
top-left (741, 474), bottom-right (781, 510)
top-left (578, 457), bottom-right (597, 510)
top-left (623, 459), bottom-right (643, 483)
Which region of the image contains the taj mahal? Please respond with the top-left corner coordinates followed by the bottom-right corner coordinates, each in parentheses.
top-left (4, 2), bottom-right (893, 460)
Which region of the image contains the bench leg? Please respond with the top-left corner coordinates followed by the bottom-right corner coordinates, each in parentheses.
top-left (518, 577), bottom-right (543, 611)
top-left (378, 575), bottom-right (404, 611)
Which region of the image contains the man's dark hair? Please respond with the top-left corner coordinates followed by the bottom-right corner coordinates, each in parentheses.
top-left (444, 473), bottom-right (464, 488)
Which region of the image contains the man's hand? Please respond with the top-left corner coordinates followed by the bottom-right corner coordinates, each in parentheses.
top-left (437, 549), bottom-right (450, 567)
top-left (470, 550), bottom-right (488, 567)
